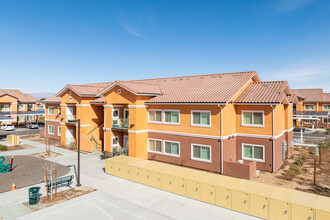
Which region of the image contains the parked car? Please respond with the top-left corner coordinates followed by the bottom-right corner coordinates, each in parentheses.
top-left (26, 122), bottom-right (39, 129)
top-left (0, 124), bottom-right (15, 131)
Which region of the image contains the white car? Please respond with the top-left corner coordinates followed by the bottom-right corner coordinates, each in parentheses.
top-left (0, 124), bottom-right (15, 131)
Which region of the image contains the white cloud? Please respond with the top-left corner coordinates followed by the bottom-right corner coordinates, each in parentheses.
top-left (265, 60), bottom-right (330, 92)
top-left (275, 0), bottom-right (316, 11)
top-left (122, 24), bottom-right (144, 38)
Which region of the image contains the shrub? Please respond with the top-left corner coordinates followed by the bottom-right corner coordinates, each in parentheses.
top-left (326, 128), bottom-right (330, 135)
top-left (289, 164), bottom-right (302, 175)
top-left (298, 150), bottom-right (309, 161)
top-left (295, 159), bottom-right (304, 166)
top-left (0, 145), bottom-right (7, 151)
top-left (283, 170), bottom-right (297, 180)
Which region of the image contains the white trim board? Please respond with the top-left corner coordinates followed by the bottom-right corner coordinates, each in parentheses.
top-left (45, 119), bottom-right (61, 123)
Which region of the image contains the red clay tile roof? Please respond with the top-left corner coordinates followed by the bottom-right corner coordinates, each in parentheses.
top-left (42, 96), bottom-right (61, 103)
top-left (0, 89), bottom-right (37, 103)
top-left (323, 93), bottom-right (330, 102)
top-left (127, 71), bottom-right (259, 103)
top-left (90, 97), bottom-right (104, 104)
top-left (235, 81), bottom-right (290, 103)
top-left (113, 80), bottom-right (162, 95)
top-left (292, 89), bottom-right (323, 102)
top-left (56, 82), bottom-right (113, 97)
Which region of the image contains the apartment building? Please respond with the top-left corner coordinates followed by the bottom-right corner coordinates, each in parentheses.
top-left (45, 71), bottom-right (296, 178)
top-left (0, 89), bottom-right (38, 125)
top-left (292, 89), bottom-right (330, 128)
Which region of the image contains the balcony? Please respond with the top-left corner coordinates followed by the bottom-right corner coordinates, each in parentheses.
top-left (112, 118), bottom-right (129, 130)
top-left (66, 115), bottom-right (77, 124)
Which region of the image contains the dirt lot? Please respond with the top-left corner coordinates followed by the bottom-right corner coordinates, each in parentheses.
top-left (24, 186), bottom-right (96, 211)
top-left (0, 144), bottom-right (35, 152)
top-left (22, 136), bottom-right (61, 147)
top-left (253, 146), bottom-right (330, 197)
top-left (31, 152), bottom-right (62, 158)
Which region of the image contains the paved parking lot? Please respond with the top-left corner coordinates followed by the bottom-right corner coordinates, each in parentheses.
top-left (0, 139), bottom-right (259, 220)
top-left (0, 127), bottom-right (42, 139)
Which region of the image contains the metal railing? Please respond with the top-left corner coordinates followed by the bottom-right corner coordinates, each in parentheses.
top-left (65, 115), bottom-right (77, 123)
top-left (112, 118), bottom-right (129, 130)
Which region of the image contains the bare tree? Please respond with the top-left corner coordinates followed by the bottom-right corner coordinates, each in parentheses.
top-left (41, 159), bottom-right (56, 200)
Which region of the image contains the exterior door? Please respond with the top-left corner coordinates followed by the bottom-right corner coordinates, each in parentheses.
top-left (4, 105), bottom-right (9, 112)
top-left (112, 109), bottom-right (119, 127)
top-left (66, 107), bottom-right (74, 121)
top-left (66, 129), bottom-right (74, 146)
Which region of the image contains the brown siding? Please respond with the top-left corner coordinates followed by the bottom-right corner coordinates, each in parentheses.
top-left (44, 121), bottom-right (61, 140)
top-left (148, 133), bottom-right (221, 173)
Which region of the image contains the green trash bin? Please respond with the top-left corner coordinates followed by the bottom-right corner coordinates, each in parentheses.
top-left (29, 187), bottom-right (41, 205)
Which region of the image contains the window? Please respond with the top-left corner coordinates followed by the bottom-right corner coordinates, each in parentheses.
top-left (304, 104), bottom-right (314, 110)
top-left (48, 125), bottom-right (54, 135)
top-left (48, 106), bottom-right (55, 115)
top-left (112, 136), bottom-right (119, 149)
top-left (191, 111), bottom-right (211, 126)
top-left (191, 144), bottom-right (211, 162)
top-left (4, 105), bottom-right (10, 112)
top-left (28, 104), bottom-right (33, 109)
top-left (148, 139), bottom-right (162, 153)
top-left (18, 104), bottom-right (25, 110)
top-left (304, 120), bottom-right (313, 124)
top-left (164, 110), bottom-right (179, 124)
top-left (58, 126), bottom-right (61, 136)
top-left (0, 105), bottom-right (3, 111)
top-left (322, 118), bottom-right (330, 124)
top-left (112, 109), bottom-right (119, 126)
top-left (148, 110), bottom-right (162, 122)
top-left (242, 111), bottom-right (264, 126)
top-left (242, 144), bottom-right (264, 162)
top-left (27, 115), bottom-right (33, 121)
top-left (164, 141), bottom-right (180, 156)
top-left (323, 105), bottom-right (330, 110)
top-left (18, 116), bottom-right (24, 122)
top-left (58, 107), bottom-right (61, 116)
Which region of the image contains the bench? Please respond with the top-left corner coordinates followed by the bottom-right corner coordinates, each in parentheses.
top-left (46, 175), bottom-right (74, 189)
top-left (100, 150), bottom-right (119, 159)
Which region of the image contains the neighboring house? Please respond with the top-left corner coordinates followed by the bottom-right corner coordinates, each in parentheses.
top-left (50, 71), bottom-right (295, 177)
top-left (42, 96), bottom-right (62, 140)
top-left (292, 89), bottom-right (330, 128)
top-left (0, 89), bottom-right (39, 125)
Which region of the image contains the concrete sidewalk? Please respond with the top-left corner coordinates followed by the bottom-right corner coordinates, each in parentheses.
top-left (0, 139), bottom-right (259, 220)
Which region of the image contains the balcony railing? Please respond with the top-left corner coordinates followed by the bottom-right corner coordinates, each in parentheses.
top-left (112, 118), bottom-right (129, 130)
top-left (66, 115), bottom-right (77, 123)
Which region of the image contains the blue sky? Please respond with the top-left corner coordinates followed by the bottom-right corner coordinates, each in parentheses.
top-left (0, 0), bottom-right (329, 94)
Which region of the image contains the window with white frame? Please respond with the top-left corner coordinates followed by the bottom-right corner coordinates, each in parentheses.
top-left (164, 141), bottom-right (180, 156)
top-left (164, 110), bottom-right (179, 124)
top-left (304, 104), bottom-right (314, 110)
top-left (4, 105), bottom-right (10, 112)
top-left (58, 126), bottom-right (61, 136)
top-left (148, 110), bottom-right (162, 122)
top-left (27, 104), bottom-right (34, 110)
top-left (27, 115), bottom-right (34, 121)
top-left (18, 116), bottom-right (24, 122)
top-left (58, 107), bottom-right (61, 116)
top-left (323, 105), bottom-right (330, 110)
top-left (18, 104), bottom-right (25, 110)
top-left (48, 125), bottom-right (54, 135)
top-left (112, 136), bottom-right (119, 149)
top-left (48, 106), bottom-right (55, 115)
top-left (191, 111), bottom-right (211, 126)
top-left (112, 109), bottom-right (119, 126)
top-left (323, 118), bottom-right (330, 124)
top-left (148, 139), bottom-right (162, 153)
top-left (242, 111), bottom-right (264, 126)
top-left (191, 144), bottom-right (211, 162)
top-left (242, 144), bottom-right (264, 162)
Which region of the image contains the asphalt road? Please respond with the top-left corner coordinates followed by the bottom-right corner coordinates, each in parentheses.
top-left (0, 127), bottom-right (43, 139)
top-left (293, 131), bottom-right (330, 144)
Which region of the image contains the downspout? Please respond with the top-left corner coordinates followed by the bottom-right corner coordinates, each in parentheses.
top-left (271, 105), bottom-right (275, 172)
top-left (218, 105), bottom-right (223, 174)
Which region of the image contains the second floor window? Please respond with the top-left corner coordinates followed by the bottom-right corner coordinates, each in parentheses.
top-left (242, 111), bottom-right (263, 126)
top-left (27, 104), bottom-right (34, 109)
top-left (58, 107), bottom-right (61, 116)
top-left (48, 106), bottom-right (55, 115)
top-left (323, 105), bottom-right (330, 110)
top-left (191, 111), bottom-right (211, 126)
top-left (164, 110), bottom-right (179, 124)
top-left (304, 104), bottom-right (314, 110)
top-left (148, 110), bottom-right (162, 122)
top-left (18, 104), bottom-right (25, 110)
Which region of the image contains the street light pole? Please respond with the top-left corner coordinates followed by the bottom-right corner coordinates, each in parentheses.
top-left (77, 119), bottom-right (81, 187)
top-left (68, 118), bottom-right (81, 187)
